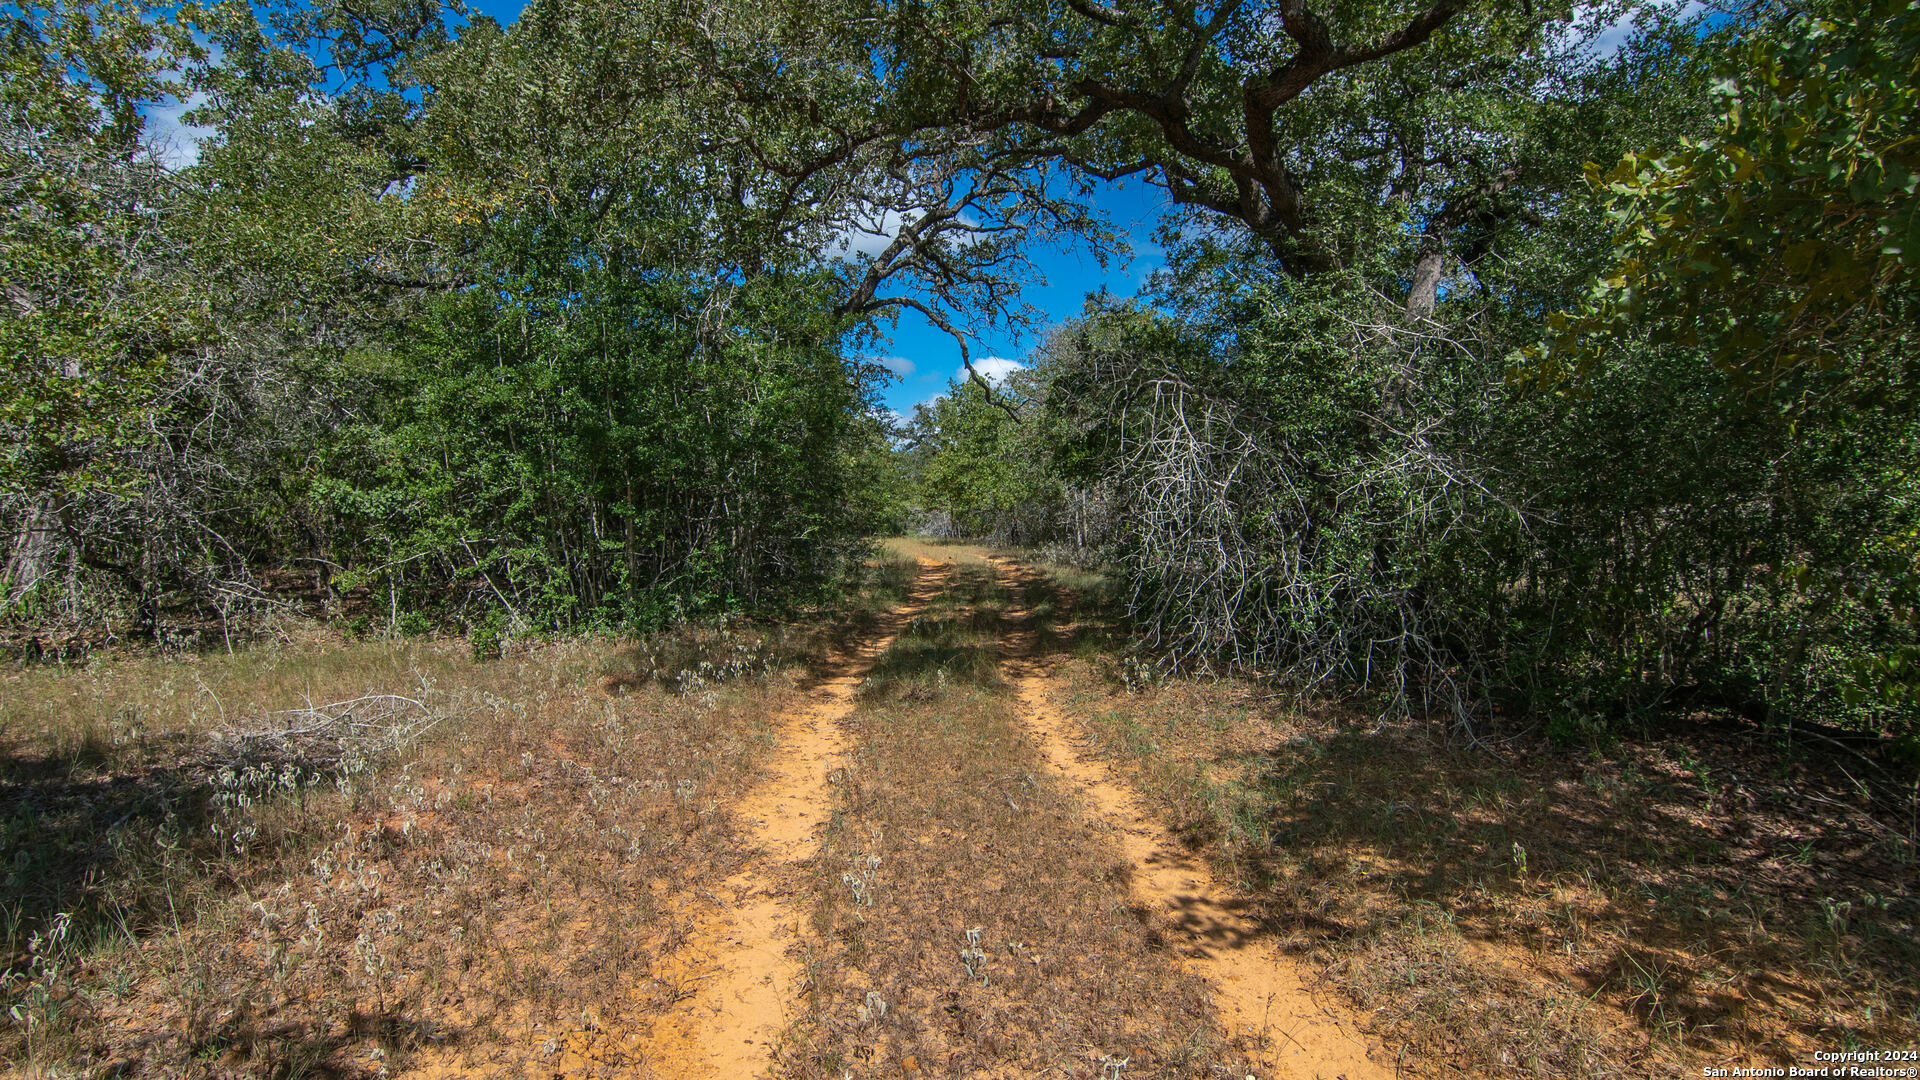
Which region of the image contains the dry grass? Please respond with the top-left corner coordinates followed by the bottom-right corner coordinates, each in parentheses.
top-left (14, 540), bottom-right (1907, 1078)
top-left (1014, 559), bottom-right (1920, 1076)
top-left (2, 637), bottom-right (796, 1076)
top-left (782, 568), bottom-right (1232, 1079)
top-left (0, 565), bottom-right (930, 1078)
top-left (874, 537), bottom-right (996, 570)
top-left (0, 638), bottom-right (499, 768)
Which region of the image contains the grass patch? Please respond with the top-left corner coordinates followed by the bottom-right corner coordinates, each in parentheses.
top-left (0, 623), bottom-right (823, 1076)
top-left (855, 563), bottom-right (1012, 701)
top-left (787, 684), bottom-right (1230, 1077)
top-left (874, 537), bottom-right (998, 570)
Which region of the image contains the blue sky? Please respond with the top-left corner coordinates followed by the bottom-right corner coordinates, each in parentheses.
top-left (861, 178), bottom-right (1174, 415)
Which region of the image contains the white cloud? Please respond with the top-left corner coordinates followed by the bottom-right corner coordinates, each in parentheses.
top-left (830, 201), bottom-right (986, 260)
top-left (138, 37), bottom-right (221, 170)
top-left (835, 207), bottom-right (911, 258)
top-left (1568, 0), bottom-right (1707, 61)
top-left (970, 356), bottom-right (1023, 385)
top-left (876, 355), bottom-right (916, 377)
top-left (141, 91), bottom-right (214, 169)
top-left (1587, 14), bottom-right (1637, 57)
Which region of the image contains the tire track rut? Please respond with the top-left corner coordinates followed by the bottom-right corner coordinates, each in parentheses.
top-left (989, 555), bottom-right (1395, 1080)
top-left (635, 560), bottom-right (946, 1079)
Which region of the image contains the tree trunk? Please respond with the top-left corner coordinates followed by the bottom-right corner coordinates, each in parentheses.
top-left (1406, 247), bottom-right (1445, 320)
top-left (3, 497), bottom-right (63, 607)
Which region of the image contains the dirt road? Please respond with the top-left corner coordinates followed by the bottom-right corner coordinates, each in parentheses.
top-left (636, 550), bottom-right (1392, 1079)
top-left (992, 555), bottom-right (1393, 1080)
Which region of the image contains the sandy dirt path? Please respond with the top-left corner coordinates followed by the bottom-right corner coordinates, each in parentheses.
top-left (634, 561), bottom-right (945, 1079)
top-left (988, 555), bottom-right (1396, 1080)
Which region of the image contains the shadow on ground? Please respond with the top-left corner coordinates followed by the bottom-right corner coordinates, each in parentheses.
top-left (980, 548), bottom-right (1920, 1067)
top-left (0, 745), bottom-right (213, 970)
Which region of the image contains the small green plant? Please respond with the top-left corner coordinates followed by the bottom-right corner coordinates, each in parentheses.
top-left (1546, 710), bottom-right (1607, 746)
top-left (470, 613), bottom-right (505, 662)
top-left (4, 911), bottom-right (74, 1063)
top-left (1116, 655), bottom-right (1164, 693)
top-left (1616, 951), bottom-right (1680, 1035)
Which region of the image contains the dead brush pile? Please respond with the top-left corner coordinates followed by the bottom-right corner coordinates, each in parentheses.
top-left (0, 626), bottom-right (814, 1078)
top-left (197, 695), bottom-right (442, 848)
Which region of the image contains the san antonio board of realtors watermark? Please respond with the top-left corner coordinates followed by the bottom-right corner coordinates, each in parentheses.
top-left (1703, 1050), bottom-right (1919, 1078)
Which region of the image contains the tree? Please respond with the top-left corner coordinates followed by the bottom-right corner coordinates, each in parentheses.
top-left (763, 0), bottom-right (1715, 316)
top-left (3, 0), bottom-right (928, 639)
top-left (907, 377), bottom-right (1054, 538)
top-left (1534, 0), bottom-right (1920, 725)
top-left (1, 2), bottom-right (202, 611)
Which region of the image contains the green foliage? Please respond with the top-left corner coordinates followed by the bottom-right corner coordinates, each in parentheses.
top-left (0, 2), bottom-right (203, 499)
top-left (1514, 0), bottom-right (1920, 732)
top-left (1503, 338), bottom-right (1917, 730)
top-left (318, 269), bottom-right (875, 631)
top-left (1, 0), bottom-right (909, 639)
top-left (1538, 0), bottom-right (1920, 410)
top-left (1834, 533), bottom-right (1920, 710)
top-left (905, 377), bottom-right (1059, 540)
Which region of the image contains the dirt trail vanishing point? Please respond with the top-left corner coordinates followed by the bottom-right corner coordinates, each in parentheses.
top-left (632, 559), bottom-right (947, 1079)
top-left (989, 555), bottom-right (1396, 1080)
